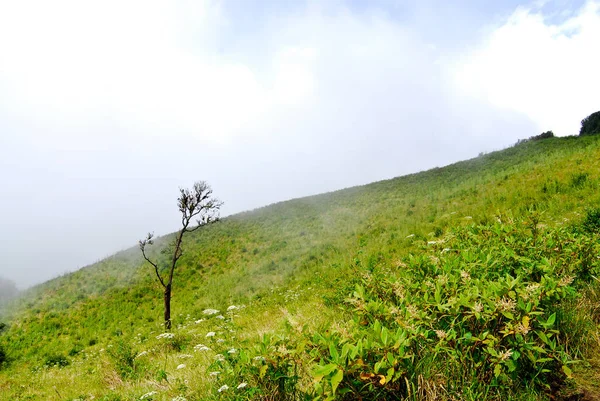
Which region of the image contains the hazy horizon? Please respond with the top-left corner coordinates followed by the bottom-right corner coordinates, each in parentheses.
top-left (1, 0), bottom-right (599, 288)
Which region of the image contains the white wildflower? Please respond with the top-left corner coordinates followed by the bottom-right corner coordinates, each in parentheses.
top-left (427, 241), bottom-right (437, 245)
top-left (194, 344), bottom-right (210, 352)
top-left (435, 330), bottom-right (447, 339)
top-left (498, 297), bottom-right (516, 312)
top-left (460, 271), bottom-right (471, 281)
top-left (216, 315), bottom-right (225, 320)
top-left (135, 351), bottom-right (148, 359)
top-left (216, 338), bottom-right (225, 343)
top-left (515, 322), bottom-right (530, 335)
top-left (499, 349), bottom-right (513, 361)
top-left (206, 331), bottom-right (216, 338)
top-left (474, 302), bottom-right (483, 313)
top-left (139, 391), bottom-right (157, 400)
top-left (227, 305), bottom-right (238, 311)
top-left (253, 356), bottom-right (266, 361)
top-left (215, 354), bottom-right (225, 361)
top-left (209, 371), bottom-right (220, 377)
top-left (176, 364), bottom-right (186, 370)
top-left (194, 319), bottom-right (205, 324)
top-left (218, 385), bottom-right (229, 393)
top-left (228, 348), bottom-right (237, 354)
top-left (203, 309), bottom-right (220, 315)
top-left (156, 333), bottom-right (175, 340)
top-left (406, 234), bottom-right (415, 238)
top-left (558, 275), bottom-right (575, 287)
top-left (237, 382), bottom-right (248, 389)
top-left (171, 397), bottom-right (187, 401)
top-left (178, 354), bottom-right (193, 359)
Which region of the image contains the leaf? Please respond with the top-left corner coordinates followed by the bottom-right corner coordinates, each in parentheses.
top-left (331, 369), bottom-right (343, 395)
top-left (494, 364), bottom-right (502, 377)
top-left (360, 372), bottom-right (374, 381)
top-left (562, 365), bottom-right (573, 379)
top-left (378, 374), bottom-right (386, 385)
top-left (381, 327), bottom-right (389, 346)
top-left (536, 330), bottom-right (550, 346)
top-left (329, 343), bottom-right (339, 361)
top-left (313, 364), bottom-right (338, 382)
top-left (259, 364), bottom-right (268, 379)
top-left (546, 313), bottom-right (556, 327)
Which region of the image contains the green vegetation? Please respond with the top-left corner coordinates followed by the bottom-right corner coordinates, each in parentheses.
top-left (1, 135), bottom-right (600, 400)
top-left (580, 111), bottom-right (600, 136)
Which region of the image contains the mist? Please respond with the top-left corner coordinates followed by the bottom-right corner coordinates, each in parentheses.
top-left (0, 0), bottom-right (598, 288)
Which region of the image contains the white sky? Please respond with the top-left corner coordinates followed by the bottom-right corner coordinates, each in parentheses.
top-left (0, 0), bottom-right (599, 288)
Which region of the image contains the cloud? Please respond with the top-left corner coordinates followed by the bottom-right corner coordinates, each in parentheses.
top-left (454, 1), bottom-right (600, 136)
top-left (2, 1), bottom-right (583, 288)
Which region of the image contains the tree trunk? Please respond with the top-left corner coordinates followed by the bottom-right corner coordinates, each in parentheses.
top-left (164, 283), bottom-right (172, 330)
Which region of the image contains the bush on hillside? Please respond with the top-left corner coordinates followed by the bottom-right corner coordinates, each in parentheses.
top-left (515, 130), bottom-right (554, 145)
top-left (579, 111), bottom-right (600, 136)
top-left (0, 322), bottom-right (6, 367)
top-left (0, 345), bottom-right (6, 367)
top-left (582, 208), bottom-right (600, 234)
top-left (531, 130), bottom-right (554, 141)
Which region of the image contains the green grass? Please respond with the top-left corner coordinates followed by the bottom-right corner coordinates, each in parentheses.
top-left (1, 135), bottom-right (600, 400)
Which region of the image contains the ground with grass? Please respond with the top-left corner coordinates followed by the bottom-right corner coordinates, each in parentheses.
top-left (1, 135), bottom-right (599, 401)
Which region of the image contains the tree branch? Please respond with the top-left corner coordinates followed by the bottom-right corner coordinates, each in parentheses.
top-left (139, 233), bottom-right (166, 288)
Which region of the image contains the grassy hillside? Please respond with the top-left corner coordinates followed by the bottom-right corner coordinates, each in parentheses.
top-left (1, 135), bottom-right (600, 401)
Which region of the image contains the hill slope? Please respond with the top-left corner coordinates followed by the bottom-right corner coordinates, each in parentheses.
top-left (1, 135), bottom-right (600, 401)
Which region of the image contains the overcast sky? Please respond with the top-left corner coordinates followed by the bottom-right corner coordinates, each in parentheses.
top-left (1, 0), bottom-right (599, 288)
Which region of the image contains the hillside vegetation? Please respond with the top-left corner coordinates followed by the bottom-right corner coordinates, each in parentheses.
top-left (1, 135), bottom-right (600, 401)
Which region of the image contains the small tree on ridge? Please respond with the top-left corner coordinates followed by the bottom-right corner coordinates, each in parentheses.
top-left (139, 181), bottom-right (223, 330)
top-left (579, 110), bottom-right (600, 136)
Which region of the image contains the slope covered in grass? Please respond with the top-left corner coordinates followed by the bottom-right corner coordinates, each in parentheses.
top-left (1, 135), bottom-right (599, 400)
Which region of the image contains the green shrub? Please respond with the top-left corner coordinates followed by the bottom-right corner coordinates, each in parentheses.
top-left (303, 218), bottom-right (599, 400)
top-left (44, 353), bottom-right (69, 367)
top-left (0, 344), bottom-right (6, 367)
top-left (107, 339), bottom-right (137, 379)
top-left (582, 208), bottom-right (600, 234)
top-left (579, 111), bottom-right (600, 136)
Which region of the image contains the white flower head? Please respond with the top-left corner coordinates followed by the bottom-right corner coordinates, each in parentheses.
top-left (216, 315), bottom-right (225, 320)
top-left (176, 364), bottom-right (186, 370)
top-left (140, 391), bottom-right (157, 400)
top-left (228, 348), bottom-right (237, 354)
top-left (435, 329), bottom-right (447, 339)
top-left (209, 371), bottom-right (220, 377)
top-left (227, 305), bottom-right (238, 311)
top-left (203, 309), bottom-right (220, 315)
top-left (194, 344), bottom-right (210, 352)
top-left (135, 351), bottom-right (148, 359)
top-left (218, 385), bottom-right (229, 393)
top-left (206, 331), bottom-right (216, 338)
top-left (216, 338), bottom-right (225, 344)
top-left (194, 319), bottom-right (205, 324)
top-left (156, 333), bottom-right (175, 340)
top-left (215, 354), bottom-right (225, 361)
top-left (171, 397), bottom-right (187, 401)
top-left (237, 382), bottom-right (248, 389)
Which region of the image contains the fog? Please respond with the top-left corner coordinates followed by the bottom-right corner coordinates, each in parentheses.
top-left (0, 0), bottom-right (598, 288)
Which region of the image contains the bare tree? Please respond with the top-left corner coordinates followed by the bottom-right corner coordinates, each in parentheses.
top-left (139, 181), bottom-right (223, 330)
